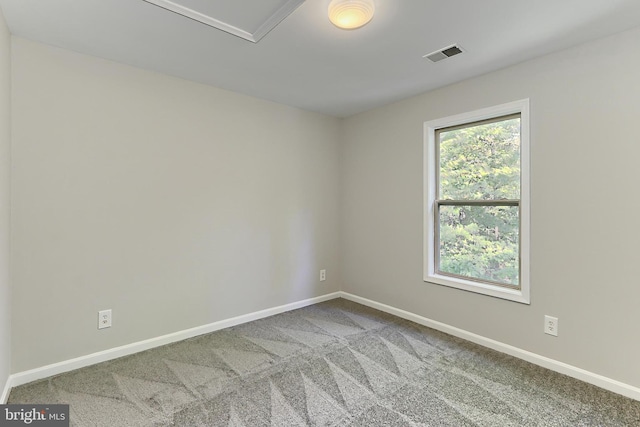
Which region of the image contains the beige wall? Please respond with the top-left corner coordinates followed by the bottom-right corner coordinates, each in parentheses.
top-left (11, 38), bottom-right (342, 372)
top-left (0, 6), bottom-right (11, 393)
top-left (341, 27), bottom-right (640, 388)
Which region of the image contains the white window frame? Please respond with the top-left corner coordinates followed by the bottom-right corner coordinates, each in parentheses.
top-left (424, 99), bottom-right (530, 304)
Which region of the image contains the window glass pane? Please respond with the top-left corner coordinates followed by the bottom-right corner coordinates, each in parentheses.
top-left (439, 116), bottom-right (520, 200)
top-left (438, 205), bottom-right (519, 286)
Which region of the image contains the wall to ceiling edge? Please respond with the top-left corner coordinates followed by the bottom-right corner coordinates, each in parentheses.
top-left (340, 26), bottom-right (640, 389)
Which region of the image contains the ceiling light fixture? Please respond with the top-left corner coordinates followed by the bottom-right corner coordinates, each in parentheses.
top-left (328, 0), bottom-right (375, 30)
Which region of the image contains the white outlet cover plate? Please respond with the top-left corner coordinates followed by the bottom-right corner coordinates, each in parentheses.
top-left (544, 315), bottom-right (558, 336)
top-left (99, 309), bottom-right (112, 329)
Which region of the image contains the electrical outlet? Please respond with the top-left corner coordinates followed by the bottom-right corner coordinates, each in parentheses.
top-left (320, 269), bottom-right (326, 282)
top-left (544, 315), bottom-right (558, 336)
top-left (98, 309), bottom-right (112, 330)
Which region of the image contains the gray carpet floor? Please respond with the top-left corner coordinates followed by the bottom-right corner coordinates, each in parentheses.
top-left (8, 298), bottom-right (640, 426)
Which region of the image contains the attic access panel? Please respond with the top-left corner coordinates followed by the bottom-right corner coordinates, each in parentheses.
top-left (142, 0), bottom-right (306, 42)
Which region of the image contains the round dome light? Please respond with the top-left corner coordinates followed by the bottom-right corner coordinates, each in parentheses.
top-left (328, 0), bottom-right (375, 30)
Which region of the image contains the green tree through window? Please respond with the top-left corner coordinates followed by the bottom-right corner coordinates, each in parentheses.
top-left (436, 115), bottom-right (520, 287)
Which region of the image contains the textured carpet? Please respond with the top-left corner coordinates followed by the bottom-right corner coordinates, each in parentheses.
top-left (8, 298), bottom-right (640, 426)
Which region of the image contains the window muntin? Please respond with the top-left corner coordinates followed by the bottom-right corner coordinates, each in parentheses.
top-left (424, 99), bottom-right (530, 304)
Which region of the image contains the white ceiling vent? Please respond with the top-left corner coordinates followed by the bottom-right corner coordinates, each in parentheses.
top-left (142, 0), bottom-right (306, 43)
top-left (424, 44), bottom-right (464, 63)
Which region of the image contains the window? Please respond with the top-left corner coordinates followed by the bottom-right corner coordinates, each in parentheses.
top-left (424, 100), bottom-right (530, 304)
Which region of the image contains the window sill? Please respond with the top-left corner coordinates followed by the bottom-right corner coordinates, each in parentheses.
top-left (424, 273), bottom-right (530, 304)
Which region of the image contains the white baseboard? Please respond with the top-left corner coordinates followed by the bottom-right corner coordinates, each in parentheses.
top-left (1, 374), bottom-right (11, 404)
top-left (4, 292), bottom-right (341, 397)
top-left (339, 291), bottom-right (640, 401)
top-left (5, 290), bottom-right (639, 403)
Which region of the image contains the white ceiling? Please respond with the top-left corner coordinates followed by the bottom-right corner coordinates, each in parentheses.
top-left (1, 0), bottom-right (639, 117)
